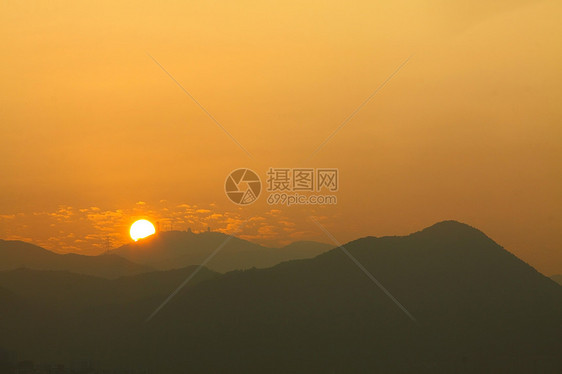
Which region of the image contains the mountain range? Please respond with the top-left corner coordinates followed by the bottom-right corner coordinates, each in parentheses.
top-left (110, 230), bottom-right (333, 272)
top-left (0, 240), bottom-right (151, 279)
top-left (0, 221), bottom-right (560, 373)
top-left (0, 233), bottom-right (333, 277)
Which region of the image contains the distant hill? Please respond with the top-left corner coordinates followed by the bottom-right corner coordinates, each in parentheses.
top-left (111, 230), bottom-right (332, 272)
top-left (277, 240), bottom-right (334, 259)
top-left (0, 221), bottom-right (560, 373)
top-left (0, 240), bottom-right (152, 278)
top-left (552, 274), bottom-right (562, 285)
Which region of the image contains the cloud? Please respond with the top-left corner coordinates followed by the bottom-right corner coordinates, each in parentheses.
top-left (0, 200), bottom-right (324, 255)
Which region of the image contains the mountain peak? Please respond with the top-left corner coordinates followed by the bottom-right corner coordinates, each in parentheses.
top-left (410, 220), bottom-right (491, 243)
top-left (419, 220), bottom-right (480, 233)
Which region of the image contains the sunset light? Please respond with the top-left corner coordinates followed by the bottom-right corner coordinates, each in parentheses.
top-left (1, 1), bottom-right (560, 372)
top-left (130, 219), bottom-right (156, 241)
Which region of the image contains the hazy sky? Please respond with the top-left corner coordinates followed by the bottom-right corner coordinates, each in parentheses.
top-left (1, 1), bottom-right (561, 274)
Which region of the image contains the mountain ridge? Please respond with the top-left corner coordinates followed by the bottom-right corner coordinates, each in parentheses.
top-left (0, 239), bottom-right (152, 279)
top-left (0, 220), bottom-right (561, 372)
top-left (136, 220), bottom-right (562, 372)
top-left (110, 230), bottom-right (333, 272)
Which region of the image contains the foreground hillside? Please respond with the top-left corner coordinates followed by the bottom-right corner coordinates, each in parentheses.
top-left (0, 221), bottom-right (560, 373)
top-left (0, 266), bottom-right (219, 312)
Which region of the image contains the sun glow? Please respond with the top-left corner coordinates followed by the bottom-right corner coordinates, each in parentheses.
top-left (130, 219), bottom-right (156, 241)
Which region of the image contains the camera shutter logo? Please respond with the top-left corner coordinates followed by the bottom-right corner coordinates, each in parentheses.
top-left (225, 169), bottom-right (261, 205)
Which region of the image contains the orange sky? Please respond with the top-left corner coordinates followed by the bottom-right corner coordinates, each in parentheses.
top-left (1, 1), bottom-right (561, 274)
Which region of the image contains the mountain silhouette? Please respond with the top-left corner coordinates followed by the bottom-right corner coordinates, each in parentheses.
top-left (131, 221), bottom-right (561, 372)
top-left (0, 221), bottom-right (560, 373)
top-left (552, 274), bottom-right (562, 285)
top-left (111, 230), bottom-right (333, 272)
top-left (0, 239), bottom-right (152, 278)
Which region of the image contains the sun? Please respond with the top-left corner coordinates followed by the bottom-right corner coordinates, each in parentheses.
top-left (130, 219), bottom-right (156, 241)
